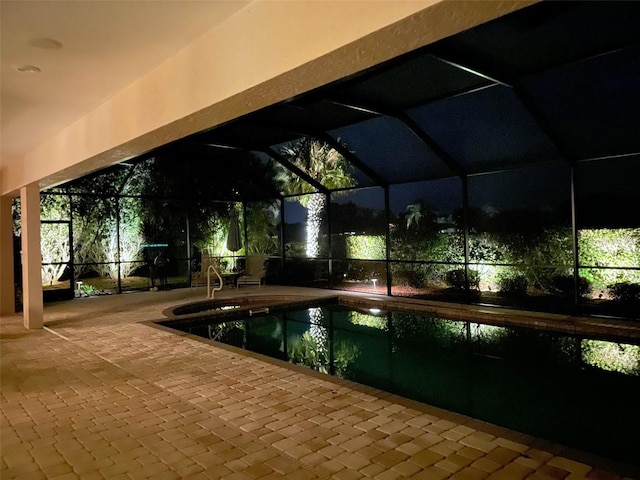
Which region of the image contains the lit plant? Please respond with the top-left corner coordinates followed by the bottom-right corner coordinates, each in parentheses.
top-left (80, 283), bottom-right (97, 295)
top-left (288, 331), bottom-right (328, 373)
top-left (333, 341), bottom-right (360, 379)
top-left (246, 201), bottom-right (280, 254)
top-left (308, 307), bottom-right (329, 369)
top-left (345, 235), bottom-right (385, 260)
top-left (579, 228), bottom-right (640, 289)
top-left (277, 138), bottom-right (355, 258)
top-left (608, 282), bottom-right (640, 304)
top-left (31, 194), bottom-right (72, 285)
top-left (118, 197), bottom-right (145, 274)
top-left (304, 193), bottom-right (325, 258)
top-left (498, 274), bottom-right (529, 297)
top-left (444, 268), bottom-right (480, 291)
top-left (349, 311), bottom-right (388, 330)
top-left (582, 339), bottom-right (640, 376)
top-left (40, 223), bottom-right (70, 285)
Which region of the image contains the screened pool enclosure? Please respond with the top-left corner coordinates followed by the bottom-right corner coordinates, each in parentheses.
top-left (15, 2), bottom-right (640, 320)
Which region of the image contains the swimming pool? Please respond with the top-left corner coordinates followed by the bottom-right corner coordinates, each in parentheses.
top-left (160, 297), bottom-right (640, 465)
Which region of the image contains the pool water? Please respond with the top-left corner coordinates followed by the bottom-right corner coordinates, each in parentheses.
top-left (164, 302), bottom-right (640, 465)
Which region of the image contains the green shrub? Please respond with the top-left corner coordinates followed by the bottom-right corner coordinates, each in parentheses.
top-left (393, 269), bottom-right (425, 289)
top-left (549, 275), bottom-right (592, 298)
top-left (498, 275), bottom-right (528, 297)
top-left (444, 268), bottom-right (479, 291)
top-left (608, 282), bottom-right (640, 304)
top-left (345, 235), bottom-right (386, 260)
top-left (80, 283), bottom-right (97, 295)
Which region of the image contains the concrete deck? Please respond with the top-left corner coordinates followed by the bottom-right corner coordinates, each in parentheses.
top-left (1, 286), bottom-right (638, 479)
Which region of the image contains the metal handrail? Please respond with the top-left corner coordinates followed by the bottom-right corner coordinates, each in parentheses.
top-left (207, 265), bottom-right (223, 299)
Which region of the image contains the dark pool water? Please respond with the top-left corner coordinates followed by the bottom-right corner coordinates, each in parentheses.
top-left (163, 301), bottom-right (640, 466)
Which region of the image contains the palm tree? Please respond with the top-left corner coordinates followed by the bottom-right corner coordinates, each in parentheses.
top-left (277, 138), bottom-right (356, 257)
top-left (405, 202), bottom-right (423, 230)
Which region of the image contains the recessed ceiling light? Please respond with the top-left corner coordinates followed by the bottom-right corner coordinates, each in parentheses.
top-left (15, 65), bottom-right (41, 73)
top-left (29, 38), bottom-right (63, 50)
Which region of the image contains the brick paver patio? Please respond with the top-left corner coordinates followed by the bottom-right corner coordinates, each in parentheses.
top-left (1, 286), bottom-right (637, 479)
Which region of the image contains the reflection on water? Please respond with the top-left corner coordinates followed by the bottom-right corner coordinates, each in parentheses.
top-left (582, 339), bottom-right (640, 376)
top-left (175, 304), bottom-right (640, 465)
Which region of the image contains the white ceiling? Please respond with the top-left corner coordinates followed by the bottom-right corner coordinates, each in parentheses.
top-left (0, 0), bottom-right (251, 160)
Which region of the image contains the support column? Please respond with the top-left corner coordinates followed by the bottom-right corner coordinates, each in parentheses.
top-left (0, 195), bottom-right (16, 316)
top-left (20, 184), bottom-right (43, 329)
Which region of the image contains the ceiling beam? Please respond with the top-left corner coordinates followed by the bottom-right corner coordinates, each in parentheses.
top-left (327, 98), bottom-right (467, 178)
top-left (433, 56), bottom-right (511, 88)
top-left (263, 147), bottom-right (330, 196)
top-left (430, 49), bottom-right (576, 164)
top-left (314, 132), bottom-right (388, 188)
top-left (243, 114), bottom-right (389, 189)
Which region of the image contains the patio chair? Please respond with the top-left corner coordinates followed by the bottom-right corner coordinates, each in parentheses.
top-left (237, 254), bottom-right (266, 287)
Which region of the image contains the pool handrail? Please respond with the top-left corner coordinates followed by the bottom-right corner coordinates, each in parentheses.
top-left (207, 264), bottom-right (223, 299)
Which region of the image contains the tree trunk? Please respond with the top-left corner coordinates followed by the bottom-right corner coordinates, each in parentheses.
top-left (306, 194), bottom-right (325, 258)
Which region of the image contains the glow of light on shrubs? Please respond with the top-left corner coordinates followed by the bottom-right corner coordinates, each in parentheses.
top-left (474, 264), bottom-right (498, 291)
top-left (581, 339), bottom-right (640, 376)
top-left (471, 323), bottom-right (506, 343)
top-left (349, 311), bottom-right (388, 330)
top-left (345, 235), bottom-right (386, 260)
top-left (578, 228), bottom-right (640, 289)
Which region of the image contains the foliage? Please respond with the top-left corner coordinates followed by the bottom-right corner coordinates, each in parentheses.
top-left (288, 331), bottom-right (329, 373)
top-left (277, 138), bottom-right (355, 258)
top-left (70, 164), bottom-right (148, 278)
top-left (345, 235), bottom-right (385, 260)
top-left (40, 193), bottom-right (70, 221)
top-left (349, 311), bottom-right (388, 330)
top-left (11, 198), bottom-right (21, 237)
top-left (549, 274), bottom-right (592, 298)
top-left (579, 228), bottom-right (640, 289)
top-left (287, 328), bottom-right (360, 379)
top-left (343, 261), bottom-right (384, 283)
top-left (208, 321), bottom-right (246, 346)
top-left (508, 230), bottom-right (573, 290)
top-left (73, 196), bottom-right (144, 279)
top-left (405, 201), bottom-right (436, 230)
top-left (276, 138), bottom-right (356, 195)
top-left (608, 282), bottom-right (640, 304)
top-left (498, 275), bottom-right (529, 297)
top-left (390, 228), bottom-right (463, 263)
top-left (472, 326), bottom-right (580, 368)
top-left (444, 268), bottom-right (480, 291)
top-left (40, 223), bottom-right (70, 284)
top-left (30, 195), bottom-right (72, 284)
top-left (284, 239), bottom-right (307, 259)
top-left (581, 340), bottom-right (640, 376)
top-left (389, 262), bottom-right (456, 292)
top-left (72, 195), bottom-right (115, 277)
top-left (80, 283), bottom-right (97, 295)
top-left (117, 197), bottom-right (145, 277)
top-left (333, 340), bottom-right (361, 379)
top-left (246, 201), bottom-right (280, 254)
top-left (468, 233), bottom-right (504, 263)
top-left (193, 212), bottom-right (230, 256)
top-left (392, 313), bottom-right (467, 348)
top-left (392, 268), bottom-right (426, 289)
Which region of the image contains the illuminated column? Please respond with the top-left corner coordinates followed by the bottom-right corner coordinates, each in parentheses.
top-left (20, 184), bottom-right (43, 329)
top-left (0, 195), bottom-right (15, 316)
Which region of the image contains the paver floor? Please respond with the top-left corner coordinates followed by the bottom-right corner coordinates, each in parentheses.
top-left (1, 286), bottom-right (638, 479)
